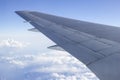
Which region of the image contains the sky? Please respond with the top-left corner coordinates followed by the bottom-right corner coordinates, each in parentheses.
top-left (0, 0), bottom-right (120, 80)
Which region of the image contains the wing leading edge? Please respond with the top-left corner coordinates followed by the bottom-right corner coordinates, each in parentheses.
top-left (16, 11), bottom-right (120, 80)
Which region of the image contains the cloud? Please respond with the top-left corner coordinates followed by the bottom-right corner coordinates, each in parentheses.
top-left (9, 60), bottom-right (25, 66)
top-left (0, 39), bottom-right (99, 80)
top-left (0, 39), bottom-right (29, 48)
top-left (52, 73), bottom-right (77, 80)
top-left (0, 49), bottom-right (99, 80)
top-left (25, 51), bottom-right (98, 79)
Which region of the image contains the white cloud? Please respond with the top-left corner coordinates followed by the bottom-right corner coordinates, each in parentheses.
top-left (0, 39), bottom-right (29, 48)
top-left (19, 51), bottom-right (98, 80)
top-left (52, 73), bottom-right (76, 80)
top-left (0, 56), bottom-right (26, 67)
top-left (0, 50), bottom-right (99, 80)
top-left (9, 60), bottom-right (25, 66)
top-left (0, 38), bottom-right (99, 79)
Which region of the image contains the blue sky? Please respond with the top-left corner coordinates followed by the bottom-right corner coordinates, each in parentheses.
top-left (0, 0), bottom-right (120, 80)
top-left (1, 0), bottom-right (120, 37)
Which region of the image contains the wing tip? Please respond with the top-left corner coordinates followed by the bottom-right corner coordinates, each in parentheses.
top-left (15, 10), bottom-right (33, 14)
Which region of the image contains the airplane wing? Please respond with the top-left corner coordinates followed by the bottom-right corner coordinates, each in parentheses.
top-left (15, 11), bottom-right (120, 80)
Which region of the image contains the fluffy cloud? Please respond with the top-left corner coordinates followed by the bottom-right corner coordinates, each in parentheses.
top-left (52, 73), bottom-right (77, 80)
top-left (0, 39), bottom-right (29, 48)
top-left (25, 52), bottom-right (97, 79)
top-left (0, 48), bottom-right (99, 80)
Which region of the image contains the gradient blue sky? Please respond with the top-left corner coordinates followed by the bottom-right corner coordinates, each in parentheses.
top-left (1, 0), bottom-right (120, 34)
top-left (0, 0), bottom-right (120, 48)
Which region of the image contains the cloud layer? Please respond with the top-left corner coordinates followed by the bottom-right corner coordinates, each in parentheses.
top-left (0, 39), bottom-right (99, 80)
top-left (0, 51), bottom-right (99, 80)
top-left (0, 39), bottom-right (29, 48)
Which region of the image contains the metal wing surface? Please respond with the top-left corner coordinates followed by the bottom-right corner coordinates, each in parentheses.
top-left (16, 11), bottom-right (120, 80)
